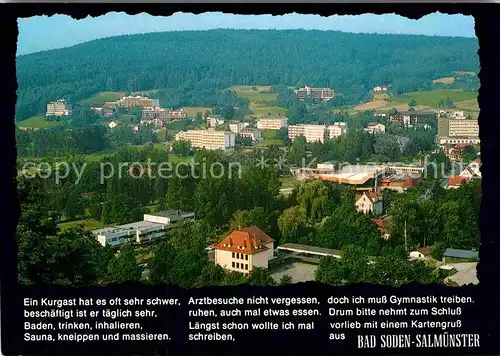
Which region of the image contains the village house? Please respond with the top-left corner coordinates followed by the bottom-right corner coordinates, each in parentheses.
top-left (355, 190), bottom-right (383, 215)
top-left (409, 246), bottom-right (433, 260)
top-left (459, 158), bottom-right (481, 179)
top-left (371, 218), bottom-right (391, 240)
top-left (214, 226), bottom-right (275, 274)
top-left (108, 120), bottom-right (120, 129)
top-left (372, 86), bottom-right (388, 92)
top-left (364, 122), bottom-right (386, 134)
top-left (447, 176), bottom-right (470, 189)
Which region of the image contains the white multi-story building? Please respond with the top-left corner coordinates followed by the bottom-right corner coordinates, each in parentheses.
top-left (46, 99), bottom-right (72, 116)
top-left (294, 86), bottom-right (335, 102)
top-left (364, 122), bottom-right (386, 134)
top-left (174, 129), bottom-right (235, 150)
top-left (288, 123), bottom-right (347, 143)
top-left (257, 116), bottom-right (288, 130)
top-left (214, 226), bottom-right (274, 274)
top-left (240, 127), bottom-right (263, 142)
top-left (207, 116), bottom-right (225, 128)
top-left (92, 211), bottom-right (195, 248)
top-left (229, 121), bottom-right (245, 134)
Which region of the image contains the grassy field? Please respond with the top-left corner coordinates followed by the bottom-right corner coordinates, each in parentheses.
top-left (249, 105), bottom-right (288, 117)
top-left (387, 89), bottom-right (478, 107)
top-left (280, 177), bottom-right (300, 189)
top-left (453, 71), bottom-right (476, 76)
top-left (79, 92), bottom-right (125, 106)
top-left (18, 116), bottom-right (63, 129)
top-left (432, 77), bottom-right (455, 84)
top-left (455, 99), bottom-right (480, 111)
top-left (180, 107), bottom-right (212, 117)
top-left (261, 130), bottom-right (279, 140)
top-left (230, 85), bottom-right (278, 104)
top-left (58, 219), bottom-right (105, 231)
top-left (255, 139), bottom-right (284, 147)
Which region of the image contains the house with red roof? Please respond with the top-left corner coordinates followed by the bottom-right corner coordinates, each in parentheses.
top-left (371, 218), bottom-right (391, 240)
top-left (355, 190), bottom-right (383, 215)
top-left (447, 176), bottom-right (470, 189)
top-left (214, 226), bottom-right (274, 274)
top-left (409, 246), bottom-right (434, 260)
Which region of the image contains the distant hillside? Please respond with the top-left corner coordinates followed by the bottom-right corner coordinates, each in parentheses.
top-left (15, 29), bottom-right (479, 121)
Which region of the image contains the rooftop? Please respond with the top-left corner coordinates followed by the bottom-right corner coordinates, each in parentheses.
top-left (146, 210), bottom-right (194, 218)
top-left (443, 248), bottom-right (478, 259)
top-left (278, 243), bottom-right (341, 257)
top-left (215, 226), bottom-right (274, 255)
top-left (416, 246), bottom-right (433, 256)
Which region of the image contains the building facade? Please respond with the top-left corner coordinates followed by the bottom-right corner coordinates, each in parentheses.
top-left (294, 86), bottom-right (335, 102)
top-left (355, 191), bottom-right (383, 215)
top-left (240, 127), bottom-right (263, 142)
top-left (364, 122), bottom-right (386, 134)
top-left (257, 116), bottom-right (288, 130)
top-left (229, 121), bottom-right (245, 134)
top-left (437, 117), bottom-right (479, 138)
top-left (92, 210), bottom-right (195, 248)
top-left (46, 99), bottom-right (72, 116)
top-left (118, 95), bottom-right (153, 108)
top-left (214, 226), bottom-right (274, 274)
top-left (174, 129), bottom-right (236, 150)
top-left (288, 123), bottom-right (347, 143)
top-left (390, 111), bottom-right (436, 127)
top-left (141, 107), bottom-right (187, 122)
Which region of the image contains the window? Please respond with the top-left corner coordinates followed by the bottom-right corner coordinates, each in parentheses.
top-left (232, 262), bottom-right (235, 268)
top-left (237, 253), bottom-right (240, 259)
top-left (236, 263), bottom-right (240, 269)
top-left (232, 252), bottom-right (235, 258)
top-left (245, 255), bottom-right (248, 260)
top-left (245, 264), bottom-right (248, 270)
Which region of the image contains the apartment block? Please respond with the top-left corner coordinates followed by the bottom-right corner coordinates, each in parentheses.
top-left (92, 210), bottom-right (195, 248)
top-left (229, 121), bottom-right (245, 134)
top-left (46, 99), bottom-right (72, 116)
top-left (390, 111), bottom-right (436, 127)
top-left (437, 117), bottom-right (479, 138)
top-left (207, 116), bottom-right (225, 128)
top-left (174, 129), bottom-right (235, 150)
top-left (118, 95), bottom-right (153, 108)
top-left (288, 123), bottom-right (347, 143)
top-left (240, 127), bottom-right (263, 142)
top-left (294, 86), bottom-right (335, 102)
top-left (257, 116), bottom-right (288, 130)
top-left (141, 107), bottom-right (187, 122)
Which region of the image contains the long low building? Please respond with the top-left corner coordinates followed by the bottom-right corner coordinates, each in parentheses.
top-left (288, 123), bottom-right (347, 143)
top-left (174, 129), bottom-right (235, 150)
top-left (278, 243), bottom-right (341, 258)
top-left (92, 210), bottom-right (195, 248)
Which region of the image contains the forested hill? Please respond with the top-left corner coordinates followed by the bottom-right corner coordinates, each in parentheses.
top-left (16, 29), bottom-right (479, 121)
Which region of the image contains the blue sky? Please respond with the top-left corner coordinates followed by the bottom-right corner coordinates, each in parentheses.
top-left (17, 12), bottom-right (476, 56)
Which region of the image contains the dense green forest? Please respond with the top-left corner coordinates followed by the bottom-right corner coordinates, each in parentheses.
top-left (16, 29), bottom-right (479, 120)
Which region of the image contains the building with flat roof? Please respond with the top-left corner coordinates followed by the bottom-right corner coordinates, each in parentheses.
top-left (240, 127), bottom-right (263, 142)
top-left (288, 123), bottom-right (347, 143)
top-left (214, 226), bottom-right (275, 274)
top-left (438, 117), bottom-right (479, 138)
top-left (228, 121), bottom-right (245, 134)
top-left (390, 111), bottom-right (436, 127)
top-left (91, 210), bottom-right (195, 248)
top-left (257, 116), bottom-right (288, 130)
top-left (174, 129), bottom-right (235, 150)
top-left (46, 99), bottom-right (72, 116)
top-left (141, 107), bottom-right (186, 124)
top-left (294, 86), bottom-right (335, 102)
top-left (118, 95), bottom-right (153, 108)
top-left (442, 248), bottom-right (478, 264)
top-left (364, 122), bottom-right (386, 134)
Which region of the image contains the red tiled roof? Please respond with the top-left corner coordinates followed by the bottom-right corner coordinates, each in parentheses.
top-left (371, 218), bottom-right (385, 229)
top-left (448, 176), bottom-right (470, 187)
top-left (416, 246), bottom-right (433, 256)
top-left (214, 226), bottom-right (274, 255)
top-left (356, 191), bottom-right (381, 203)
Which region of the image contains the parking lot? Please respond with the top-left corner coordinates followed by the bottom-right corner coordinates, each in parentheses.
top-left (270, 262), bottom-right (318, 283)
